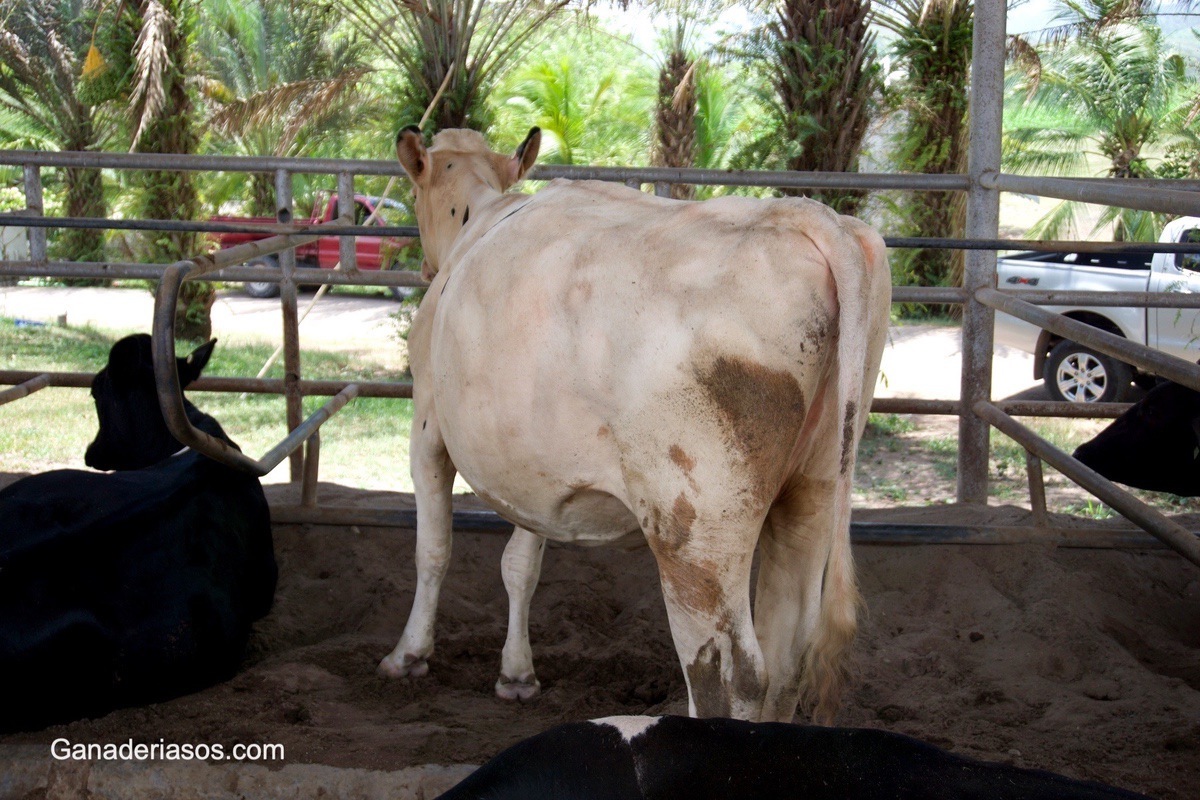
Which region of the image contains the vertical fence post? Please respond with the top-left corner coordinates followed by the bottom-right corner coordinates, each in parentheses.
top-left (275, 169), bottom-right (304, 482)
top-left (22, 165), bottom-right (46, 263)
top-left (1025, 451), bottom-right (1050, 526)
top-left (957, 0), bottom-right (1006, 504)
top-left (654, 182), bottom-right (671, 198)
top-left (302, 432), bottom-right (321, 506)
top-left (337, 172), bottom-right (358, 272)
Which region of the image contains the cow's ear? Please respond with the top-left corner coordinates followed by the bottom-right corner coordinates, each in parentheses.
top-left (178, 338), bottom-right (216, 388)
top-left (508, 127), bottom-right (541, 185)
top-left (396, 125), bottom-right (429, 186)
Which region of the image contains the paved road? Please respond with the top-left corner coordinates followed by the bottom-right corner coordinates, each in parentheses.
top-left (1, 285), bottom-right (1045, 401)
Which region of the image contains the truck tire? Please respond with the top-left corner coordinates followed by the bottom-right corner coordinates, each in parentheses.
top-left (383, 260), bottom-right (418, 302)
top-left (243, 255), bottom-right (280, 299)
top-left (1043, 339), bottom-right (1133, 403)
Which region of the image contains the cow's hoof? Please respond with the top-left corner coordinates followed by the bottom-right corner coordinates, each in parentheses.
top-left (495, 674), bottom-right (541, 701)
top-left (378, 654), bottom-right (429, 679)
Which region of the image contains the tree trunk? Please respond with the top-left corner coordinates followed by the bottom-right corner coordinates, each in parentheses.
top-left (654, 49), bottom-right (697, 201)
top-left (889, 0), bottom-right (972, 316)
top-left (134, 2), bottom-right (212, 342)
top-left (773, 0), bottom-right (879, 215)
top-left (249, 173), bottom-right (274, 218)
top-left (57, 119), bottom-right (108, 283)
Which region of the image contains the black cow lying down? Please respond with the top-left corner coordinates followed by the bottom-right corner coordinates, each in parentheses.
top-left (1073, 380), bottom-right (1200, 497)
top-left (0, 334), bottom-right (275, 731)
top-left (437, 715), bottom-right (1151, 800)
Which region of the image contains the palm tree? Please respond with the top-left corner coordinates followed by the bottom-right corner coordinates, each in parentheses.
top-left (654, 21), bottom-right (698, 199)
top-left (199, 0), bottom-right (369, 215)
top-left (109, 0), bottom-right (210, 339)
top-left (876, 0), bottom-right (973, 306)
top-left (334, 0), bottom-right (570, 133)
top-left (1006, 5), bottom-right (1200, 241)
top-left (497, 29), bottom-right (651, 166)
top-left (0, 0), bottom-right (116, 262)
top-left (733, 0), bottom-right (883, 215)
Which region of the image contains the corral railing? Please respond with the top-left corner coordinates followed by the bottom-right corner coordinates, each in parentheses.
top-left (2, 0), bottom-right (1200, 566)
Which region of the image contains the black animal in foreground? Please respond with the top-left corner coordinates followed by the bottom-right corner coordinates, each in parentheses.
top-left (0, 334), bottom-right (275, 731)
top-left (1073, 380), bottom-right (1200, 497)
top-left (437, 715), bottom-right (1152, 800)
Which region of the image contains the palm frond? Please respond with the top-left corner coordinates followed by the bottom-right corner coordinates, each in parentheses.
top-left (1006, 35), bottom-right (1043, 97)
top-left (1025, 199), bottom-right (1085, 241)
top-left (128, 0), bottom-right (173, 150)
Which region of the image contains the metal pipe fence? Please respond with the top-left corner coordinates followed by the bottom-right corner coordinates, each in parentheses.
top-left (2, 0), bottom-right (1200, 560)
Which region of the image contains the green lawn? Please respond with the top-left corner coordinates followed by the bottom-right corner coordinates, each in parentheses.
top-left (0, 318), bottom-right (422, 490)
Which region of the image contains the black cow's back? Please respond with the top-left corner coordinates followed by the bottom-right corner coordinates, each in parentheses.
top-left (0, 454), bottom-right (274, 731)
top-left (437, 716), bottom-right (1152, 800)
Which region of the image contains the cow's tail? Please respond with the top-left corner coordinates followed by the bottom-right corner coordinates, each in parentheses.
top-left (801, 211), bottom-right (891, 725)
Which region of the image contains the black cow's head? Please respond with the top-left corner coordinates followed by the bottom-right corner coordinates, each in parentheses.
top-left (1072, 380), bottom-right (1200, 497)
top-left (84, 334), bottom-right (216, 471)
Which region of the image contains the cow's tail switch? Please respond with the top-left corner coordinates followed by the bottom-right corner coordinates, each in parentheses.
top-left (803, 216), bottom-right (890, 724)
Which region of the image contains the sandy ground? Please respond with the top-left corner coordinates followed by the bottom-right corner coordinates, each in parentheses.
top-left (1, 482), bottom-right (1197, 799)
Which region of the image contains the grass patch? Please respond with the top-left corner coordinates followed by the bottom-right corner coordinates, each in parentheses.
top-left (0, 318), bottom-right (423, 490)
top-left (1061, 499), bottom-right (1116, 520)
top-left (866, 413), bottom-right (916, 437)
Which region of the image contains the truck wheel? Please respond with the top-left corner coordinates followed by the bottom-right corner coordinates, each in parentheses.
top-left (243, 256), bottom-right (280, 299)
top-left (383, 260), bottom-right (417, 302)
top-left (1043, 340), bottom-right (1133, 403)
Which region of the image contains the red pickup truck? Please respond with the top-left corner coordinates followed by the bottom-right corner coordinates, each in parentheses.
top-left (212, 194), bottom-right (418, 299)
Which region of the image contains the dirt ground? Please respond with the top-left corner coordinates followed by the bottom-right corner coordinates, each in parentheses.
top-left (2, 480), bottom-right (1197, 799)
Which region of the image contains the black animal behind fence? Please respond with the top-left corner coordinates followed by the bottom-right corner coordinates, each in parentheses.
top-left (0, 334), bottom-right (276, 731)
top-left (1074, 379), bottom-right (1200, 498)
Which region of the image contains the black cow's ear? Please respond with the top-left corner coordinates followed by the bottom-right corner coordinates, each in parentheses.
top-left (178, 338), bottom-right (216, 388)
top-left (396, 125), bottom-right (429, 186)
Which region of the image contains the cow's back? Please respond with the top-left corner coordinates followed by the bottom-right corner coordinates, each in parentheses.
top-left (428, 181), bottom-right (867, 540)
top-left (0, 458), bottom-right (274, 730)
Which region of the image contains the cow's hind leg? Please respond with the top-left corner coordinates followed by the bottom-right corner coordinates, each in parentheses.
top-left (495, 526), bottom-right (546, 701)
top-left (755, 471), bottom-right (859, 724)
top-left (379, 436), bottom-right (456, 678)
top-left (635, 488), bottom-right (767, 720)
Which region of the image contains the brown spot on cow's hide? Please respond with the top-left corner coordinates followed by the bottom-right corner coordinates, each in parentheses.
top-left (731, 635), bottom-right (764, 702)
top-left (686, 639), bottom-right (733, 718)
top-left (669, 493), bottom-right (695, 545)
top-left (669, 444), bottom-right (696, 474)
top-left (597, 425), bottom-right (611, 439)
top-left (649, 493), bottom-right (696, 553)
top-left (840, 401), bottom-right (857, 475)
top-left (651, 548), bottom-right (723, 617)
top-left (684, 632), bottom-right (765, 718)
top-left (695, 356), bottom-right (806, 501)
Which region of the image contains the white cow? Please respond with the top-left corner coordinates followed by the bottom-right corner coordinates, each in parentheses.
top-left (379, 126), bottom-right (891, 723)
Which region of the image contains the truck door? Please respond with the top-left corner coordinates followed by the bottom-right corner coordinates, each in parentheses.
top-left (1149, 225), bottom-right (1200, 360)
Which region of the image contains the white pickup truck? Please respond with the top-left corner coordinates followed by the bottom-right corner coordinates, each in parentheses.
top-left (993, 216), bottom-right (1200, 403)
